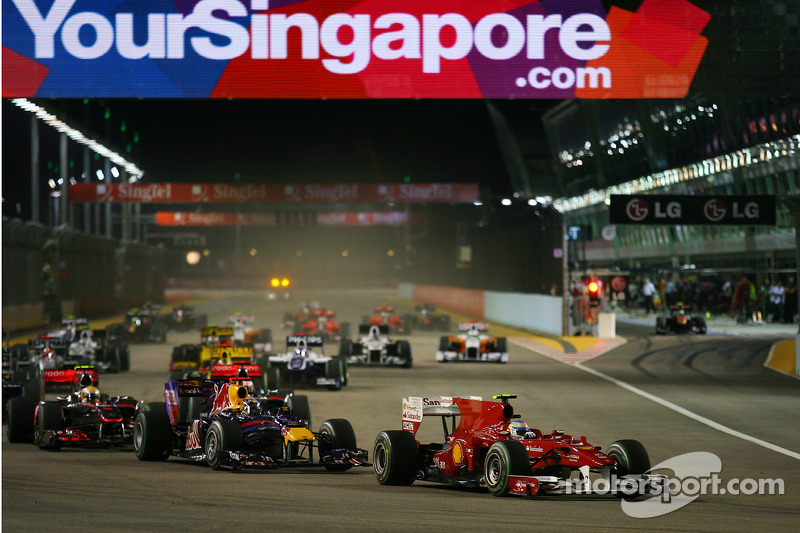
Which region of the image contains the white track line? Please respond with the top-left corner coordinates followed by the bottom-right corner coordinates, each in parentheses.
top-left (515, 338), bottom-right (800, 462)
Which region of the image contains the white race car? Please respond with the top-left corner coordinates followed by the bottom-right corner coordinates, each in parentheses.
top-left (436, 321), bottom-right (508, 363)
top-left (339, 325), bottom-right (412, 368)
top-left (263, 335), bottom-right (348, 391)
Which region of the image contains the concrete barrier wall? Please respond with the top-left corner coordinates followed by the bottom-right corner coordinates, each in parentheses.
top-left (400, 283), bottom-right (564, 336)
top-left (1, 303), bottom-right (44, 331)
top-left (412, 284), bottom-right (485, 317)
top-left (485, 291), bottom-right (563, 336)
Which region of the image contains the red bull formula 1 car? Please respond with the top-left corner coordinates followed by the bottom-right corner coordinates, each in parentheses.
top-left (134, 371), bottom-right (369, 471)
top-left (655, 304), bottom-right (708, 335)
top-left (374, 394), bottom-right (664, 497)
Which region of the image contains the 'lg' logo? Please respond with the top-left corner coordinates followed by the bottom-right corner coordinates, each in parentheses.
top-left (626, 198), bottom-right (649, 221)
top-left (704, 199), bottom-right (727, 222)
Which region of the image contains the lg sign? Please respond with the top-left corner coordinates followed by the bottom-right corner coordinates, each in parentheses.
top-left (703, 199), bottom-right (760, 222)
top-left (611, 195), bottom-right (775, 225)
top-left (625, 198), bottom-right (681, 221)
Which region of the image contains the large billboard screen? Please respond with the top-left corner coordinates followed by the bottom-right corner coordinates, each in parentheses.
top-left (3, 1), bottom-right (797, 99)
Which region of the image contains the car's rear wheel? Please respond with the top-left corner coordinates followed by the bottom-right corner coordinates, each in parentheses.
top-left (36, 402), bottom-right (65, 450)
top-left (134, 403), bottom-right (171, 461)
top-left (655, 317), bottom-right (667, 334)
top-left (397, 340), bottom-right (412, 368)
top-left (327, 358), bottom-right (344, 390)
top-left (205, 419), bottom-right (243, 470)
top-left (319, 419), bottom-right (357, 471)
top-left (373, 430), bottom-right (417, 485)
top-left (263, 366), bottom-right (280, 390)
top-left (607, 439), bottom-right (651, 476)
top-left (484, 440), bottom-right (531, 496)
top-left (694, 316), bottom-right (708, 334)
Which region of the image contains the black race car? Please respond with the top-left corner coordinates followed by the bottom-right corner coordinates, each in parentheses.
top-left (655, 304), bottom-right (707, 334)
top-left (107, 306), bottom-right (168, 343)
top-left (166, 305), bottom-right (208, 332)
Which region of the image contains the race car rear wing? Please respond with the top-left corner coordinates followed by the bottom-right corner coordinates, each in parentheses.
top-left (401, 396), bottom-right (482, 436)
top-left (286, 335), bottom-right (324, 348)
top-left (358, 324), bottom-right (390, 335)
top-left (202, 326), bottom-right (235, 337)
top-left (458, 322), bottom-right (488, 332)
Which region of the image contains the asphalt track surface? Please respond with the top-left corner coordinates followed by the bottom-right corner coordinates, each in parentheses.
top-left (3, 289), bottom-right (799, 532)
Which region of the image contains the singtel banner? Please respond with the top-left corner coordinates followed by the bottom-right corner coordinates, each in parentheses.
top-left (4, 0), bottom-right (721, 99)
top-left (155, 210), bottom-right (422, 226)
top-left (70, 182), bottom-right (478, 204)
top-left (609, 195), bottom-right (776, 225)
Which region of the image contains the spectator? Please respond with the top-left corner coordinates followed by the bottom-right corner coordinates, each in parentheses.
top-left (769, 280), bottom-right (784, 323)
top-left (641, 278), bottom-right (656, 314)
top-left (784, 277), bottom-right (797, 324)
top-left (665, 278), bottom-right (677, 306)
top-left (731, 276), bottom-right (750, 320)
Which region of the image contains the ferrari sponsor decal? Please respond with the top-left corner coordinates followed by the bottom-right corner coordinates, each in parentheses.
top-left (402, 421), bottom-right (414, 431)
top-left (526, 445), bottom-right (544, 454)
top-left (403, 397), bottom-right (423, 422)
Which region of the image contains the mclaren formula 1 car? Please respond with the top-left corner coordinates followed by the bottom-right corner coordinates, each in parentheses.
top-left (655, 304), bottom-right (708, 335)
top-left (436, 321), bottom-right (508, 363)
top-left (374, 394), bottom-right (665, 497)
top-left (6, 370), bottom-right (138, 448)
top-left (339, 324), bottom-right (412, 368)
top-left (134, 375), bottom-right (369, 471)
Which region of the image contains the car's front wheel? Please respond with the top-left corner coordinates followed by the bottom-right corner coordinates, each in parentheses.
top-left (484, 440), bottom-right (531, 496)
top-left (134, 403), bottom-right (171, 461)
top-left (205, 419), bottom-right (242, 470)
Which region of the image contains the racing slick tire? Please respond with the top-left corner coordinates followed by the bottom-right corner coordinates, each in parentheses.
top-left (205, 419), bottom-right (243, 470)
top-left (134, 403), bottom-right (171, 461)
top-left (338, 338), bottom-right (353, 357)
top-left (36, 402), bottom-right (65, 450)
top-left (606, 439), bottom-right (651, 477)
top-left (289, 395), bottom-right (312, 426)
top-left (484, 440), bottom-right (532, 497)
top-left (397, 340), bottom-right (413, 368)
top-left (326, 358), bottom-right (345, 390)
top-left (338, 356), bottom-right (349, 387)
top-left (118, 344), bottom-right (131, 371)
top-left (319, 419), bottom-right (357, 471)
top-left (694, 316), bottom-right (708, 334)
top-left (6, 397), bottom-right (36, 443)
top-left (438, 336), bottom-right (451, 352)
top-left (655, 317), bottom-right (667, 335)
top-left (496, 337), bottom-right (508, 353)
top-left (263, 367), bottom-right (281, 390)
top-left (373, 430), bottom-right (417, 486)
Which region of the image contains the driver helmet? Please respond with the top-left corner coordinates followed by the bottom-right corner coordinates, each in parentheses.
top-left (41, 347), bottom-right (56, 360)
top-left (507, 420), bottom-right (530, 440)
top-left (676, 308), bottom-right (687, 325)
top-left (80, 386), bottom-right (100, 403)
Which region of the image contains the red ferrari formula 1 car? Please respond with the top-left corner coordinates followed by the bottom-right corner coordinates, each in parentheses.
top-left (374, 394), bottom-right (664, 497)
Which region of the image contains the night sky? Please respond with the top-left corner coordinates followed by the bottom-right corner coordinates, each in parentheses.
top-left (2, 98), bottom-right (518, 220)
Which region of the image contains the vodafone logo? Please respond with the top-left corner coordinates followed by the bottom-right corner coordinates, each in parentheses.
top-left (704, 199), bottom-right (726, 222)
top-left (625, 198), bottom-right (649, 222)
